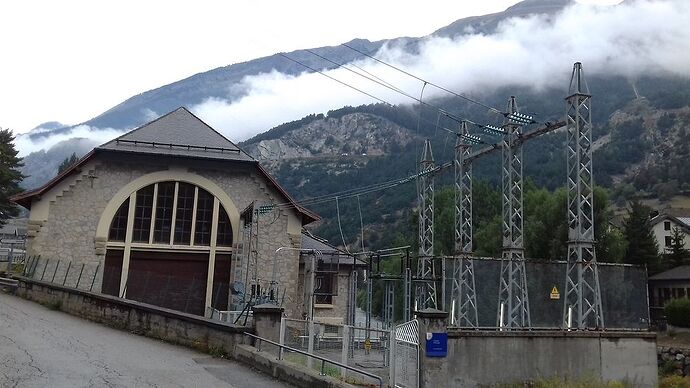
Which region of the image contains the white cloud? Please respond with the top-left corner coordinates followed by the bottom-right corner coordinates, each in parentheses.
top-left (15, 125), bottom-right (124, 157)
top-left (190, 0), bottom-right (690, 141)
top-left (14, 0), bottom-right (689, 153)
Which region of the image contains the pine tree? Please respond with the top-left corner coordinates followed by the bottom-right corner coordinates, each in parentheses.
top-left (667, 226), bottom-right (690, 267)
top-left (58, 152), bottom-right (79, 174)
top-left (622, 199), bottom-right (660, 272)
top-left (0, 128), bottom-right (24, 228)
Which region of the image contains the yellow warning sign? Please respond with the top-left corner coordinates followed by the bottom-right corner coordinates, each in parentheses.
top-left (364, 338), bottom-right (372, 351)
top-left (550, 286), bottom-right (560, 300)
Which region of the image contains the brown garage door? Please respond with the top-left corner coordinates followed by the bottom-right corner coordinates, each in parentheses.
top-left (126, 251), bottom-right (208, 316)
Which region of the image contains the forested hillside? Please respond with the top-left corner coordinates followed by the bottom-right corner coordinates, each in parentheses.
top-left (242, 74), bottom-right (690, 256)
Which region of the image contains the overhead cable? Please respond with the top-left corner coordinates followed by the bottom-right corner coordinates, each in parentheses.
top-left (341, 43), bottom-right (505, 116)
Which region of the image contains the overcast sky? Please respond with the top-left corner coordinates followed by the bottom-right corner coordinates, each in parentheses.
top-left (1, 0), bottom-right (624, 135)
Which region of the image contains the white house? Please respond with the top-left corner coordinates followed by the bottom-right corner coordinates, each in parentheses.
top-left (650, 213), bottom-right (690, 253)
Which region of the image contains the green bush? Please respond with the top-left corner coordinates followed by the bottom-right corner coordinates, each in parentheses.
top-left (665, 299), bottom-right (690, 327)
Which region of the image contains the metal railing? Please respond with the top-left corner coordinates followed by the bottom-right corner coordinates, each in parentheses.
top-left (243, 332), bottom-right (384, 388)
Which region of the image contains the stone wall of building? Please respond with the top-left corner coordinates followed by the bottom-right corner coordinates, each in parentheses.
top-left (26, 154), bottom-right (304, 317)
top-left (313, 271), bottom-right (351, 324)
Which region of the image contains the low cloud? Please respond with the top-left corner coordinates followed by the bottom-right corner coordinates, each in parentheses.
top-left (191, 0), bottom-right (690, 141)
top-left (15, 0), bottom-right (690, 154)
top-left (15, 125), bottom-right (123, 157)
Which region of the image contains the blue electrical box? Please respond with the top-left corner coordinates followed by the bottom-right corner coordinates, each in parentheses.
top-left (425, 332), bottom-right (448, 357)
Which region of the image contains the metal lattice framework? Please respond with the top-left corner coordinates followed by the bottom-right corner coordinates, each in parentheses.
top-left (451, 121), bottom-right (479, 327)
top-left (563, 62), bottom-right (604, 329)
top-left (417, 139), bottom-right (438, 310)
top-left (497, 96), bottom-right (531, 329)
top-left (383, 280), bottom-right (395, 329)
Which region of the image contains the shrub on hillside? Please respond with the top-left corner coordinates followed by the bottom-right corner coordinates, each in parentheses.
top-left (665, 299), bottom-right (690, 327)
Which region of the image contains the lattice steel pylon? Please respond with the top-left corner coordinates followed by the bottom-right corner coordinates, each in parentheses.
top-left (562, 62), bottom-right (604, 329)
top-left (417, 139), bottom-right (438, 310)
top-left (497, 96), bottom-right (531, 329)
top-left (451, 121), bottom-right (479, 327)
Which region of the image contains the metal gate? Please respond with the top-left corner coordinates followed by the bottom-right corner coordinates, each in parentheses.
top-left (392, 319), bottom-right (419, 388)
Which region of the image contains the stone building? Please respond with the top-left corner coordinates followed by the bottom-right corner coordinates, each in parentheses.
top-left (12, 107), bottom-right (319, 318)
top-left (299, 231), bottom-right (365, 324)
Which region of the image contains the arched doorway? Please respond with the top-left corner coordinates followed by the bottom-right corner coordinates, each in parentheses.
top-left (102, 180), bottom-right (234, 316)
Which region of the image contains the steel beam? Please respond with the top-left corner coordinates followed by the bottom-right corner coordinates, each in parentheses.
top-left (416, 139), bottom-right (438, 310)
top-left (497, 96), bottom-right (531, 329)
top-left (451, 121), bottom-right (478, 327)
top-left (563, 62), bottom-right (604, 329)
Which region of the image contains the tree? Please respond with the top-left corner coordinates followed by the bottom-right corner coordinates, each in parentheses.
top-left (622, 199), bottom-right (660, 272)
top-left (58, 152), bottom-right (79, 174)
top-left (666, 227), bottom-right (690, 267)
top-left (0, 128), bottom-right (24, 228)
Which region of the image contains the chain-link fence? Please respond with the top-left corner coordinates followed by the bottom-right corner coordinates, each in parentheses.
top-left (441, 257), bottom-right (649, 329)
top-left (22, 256), bottom-right (234, 319)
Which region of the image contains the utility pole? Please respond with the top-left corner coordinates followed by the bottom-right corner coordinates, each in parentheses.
top-left (563, 62), bottom-right (604, 329)
top-left (417, 139), bottom-right (438, 310)
top-left (497, 96), bottom-right (531, 329)
top-left (452, 121), bottom-right (479, 327)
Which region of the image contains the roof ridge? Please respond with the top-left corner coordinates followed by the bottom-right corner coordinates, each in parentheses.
top-left (99, 107), bottom-right (185, 148)
top-left (179, 107), bottom-right (242, 151)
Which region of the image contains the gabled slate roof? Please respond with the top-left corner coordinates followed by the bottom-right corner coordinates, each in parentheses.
top-left (649, 265), bottom-right (690, 281)
top-left (300, 230), bottom-right (366, 267)
top-left (97, 107), bottom-right (254, 162)
top-left (651, 213), bottom-right (690, 234)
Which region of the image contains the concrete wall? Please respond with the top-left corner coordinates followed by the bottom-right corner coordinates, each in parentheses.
top-left (430, 329), bottom-right (658, 388)
top-left (16, 275), bottom-right (248, 355)
top-left (15, 276), bottom-right (359, 388)
top-left (25, 153), bottom-right (304, 318)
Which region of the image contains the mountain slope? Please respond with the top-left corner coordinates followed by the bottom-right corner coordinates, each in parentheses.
top-left (23, 0), bottom-right (571, 142)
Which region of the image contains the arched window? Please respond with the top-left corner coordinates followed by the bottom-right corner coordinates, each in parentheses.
top-left (103, 180), bottom-right (235, 316)
top-left (106, 181), bottom-right (233, 248)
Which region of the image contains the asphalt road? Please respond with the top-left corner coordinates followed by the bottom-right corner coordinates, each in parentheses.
top-left (0, 293), bottom-right (290, 388)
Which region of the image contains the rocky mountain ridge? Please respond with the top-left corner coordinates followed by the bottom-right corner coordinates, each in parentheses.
top-left (243, 112), bottom-right (418, 160)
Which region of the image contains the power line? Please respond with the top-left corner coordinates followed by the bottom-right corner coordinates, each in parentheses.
top-left (273, 165), bottom-right (439, 210)
top-left (279, 51), bottom-right (493, 146)
top-left (270, 120), bottom-right (565, 213)
top-left (341, 43), bottom-right (506, 116)
top-left (277, 52), bottom-right (389, 106)
top-left (298, 49), bottom-right (481, 127)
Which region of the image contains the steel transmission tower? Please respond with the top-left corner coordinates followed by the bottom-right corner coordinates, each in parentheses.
top-left (563, 62), bottom-right (604, 329)
top-left (451, 121), bottom-right (479, 327)
top-left (417, 139), bottom-right (438, 310)
top-left (497, 96), bottom-right (531, 329)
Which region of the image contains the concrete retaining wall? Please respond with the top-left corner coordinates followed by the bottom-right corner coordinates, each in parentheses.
top-left (434, 329), bottom-right (658, 388)
top-left (14, 276), bottom-right (360, 388)
top-left (15, 276), bottom-right (248, 355)
top-left (234, 344), bottom-right (352, 388)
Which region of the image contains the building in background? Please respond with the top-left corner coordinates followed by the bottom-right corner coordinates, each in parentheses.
top-left (648, 265), bottom-right (690, 321)
top-left (650, 212), bottom-right (690, 253)
top-left (299, 231), bottom-right (365, 325)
